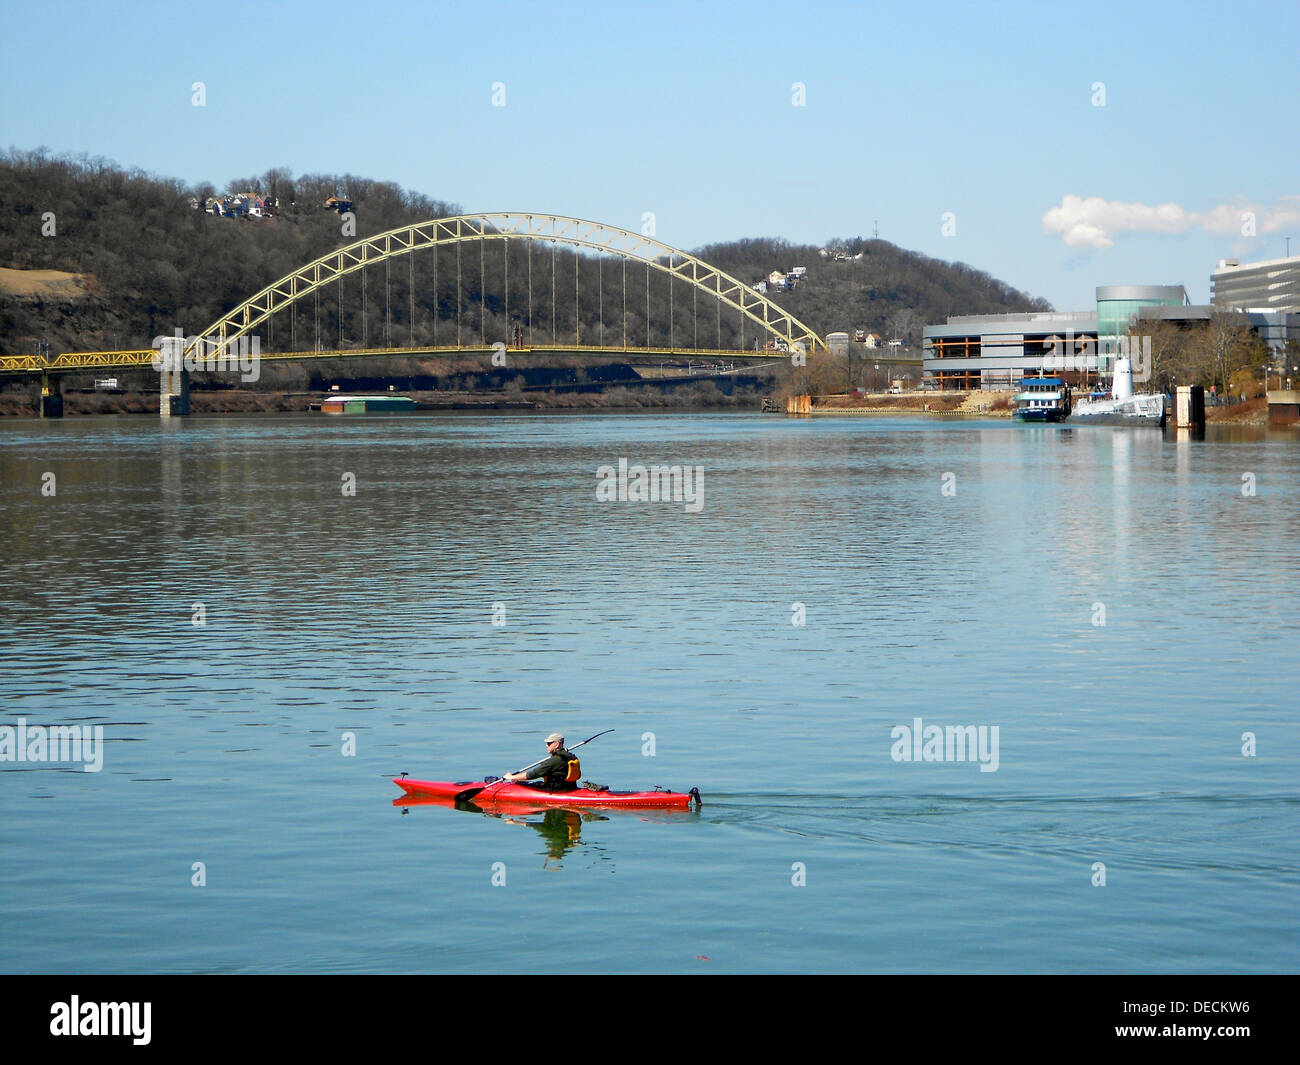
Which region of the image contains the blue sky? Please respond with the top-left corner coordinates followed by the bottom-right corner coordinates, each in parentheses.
top-left (2, 0), bottom-right (1297, 311)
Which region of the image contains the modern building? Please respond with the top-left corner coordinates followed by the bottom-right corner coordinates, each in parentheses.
top-left (1211, 255), bottom-right (1300, 313)
top-left (923, 286), bottom-right (1188, 390)
top-left (1210, 256), bottom-right (1300, 356)
top-left (1096, 285), bottom-right (1188, 352)
top-left (923, 310), bottom-right (1093, 389)
top-left (924, 268), bottom-right (1300, 389)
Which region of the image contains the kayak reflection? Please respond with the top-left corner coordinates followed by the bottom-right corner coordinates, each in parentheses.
top-left (392, 792), bottom-right (698, 824)
top-left (392, 792), bottom-right (698, 866)
top-left (392, 792), bottom-right (605, 864)
top-left (503, 807), bottom-right (597, 862)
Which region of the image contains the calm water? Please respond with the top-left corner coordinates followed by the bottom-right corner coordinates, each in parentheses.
top-left (1, 412), bottom-right (1296, 974)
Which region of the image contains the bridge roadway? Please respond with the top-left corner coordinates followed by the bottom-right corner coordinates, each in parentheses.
top-left (0, 343), bottom-right (829, 377)
top-left (0, 343), bottom-right (922, 377)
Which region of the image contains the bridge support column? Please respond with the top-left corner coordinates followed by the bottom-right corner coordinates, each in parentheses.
top-left (159, 365), bottom-right (190, 418)
top-left (39, 372), bottom-right (64, 418)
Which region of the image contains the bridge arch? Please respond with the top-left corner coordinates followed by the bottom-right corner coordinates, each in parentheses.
top-left (189, 213), bottom-right (825, 358)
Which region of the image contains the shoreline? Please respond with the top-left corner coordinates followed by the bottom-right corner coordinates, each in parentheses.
top-left (0, 387), bottom-right (761, 418)
top-left (807, 405), bottom-right (1012, 418)
top-left (1, 389), bottom-right (1274, 426)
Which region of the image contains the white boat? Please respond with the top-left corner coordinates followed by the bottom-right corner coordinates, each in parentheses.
top-left (1067, 358), bottom-right (1166, 427)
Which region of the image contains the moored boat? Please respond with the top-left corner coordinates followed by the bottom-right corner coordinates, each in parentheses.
top-left (1013, 375), bottom-right (1072, 422)
top-left (1067, 357), bottom-right (1166, 427)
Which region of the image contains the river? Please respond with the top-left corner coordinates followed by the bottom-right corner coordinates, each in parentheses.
top-left (0, 412), bottom-right (1296, 973)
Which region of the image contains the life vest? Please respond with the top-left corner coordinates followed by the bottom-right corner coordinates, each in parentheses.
top-left (543, 749), bottom-right (581, 790)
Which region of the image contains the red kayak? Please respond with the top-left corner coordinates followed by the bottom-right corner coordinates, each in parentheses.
top-left (393, 777), bottom-right (700, 809)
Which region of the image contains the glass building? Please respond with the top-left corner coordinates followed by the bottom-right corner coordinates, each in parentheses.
top-left (1095, 285), bottom-right (1189, 355)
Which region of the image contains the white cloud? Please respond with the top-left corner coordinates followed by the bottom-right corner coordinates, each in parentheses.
top-left (1260, 195), bottom-right (1300, 233)
top-left (1059, 221), bottom-right (1113, 250)
top-left (1042, 194), bottom-right (1300, 248)
top-left (1195, 204), bottom-right (1246, 236)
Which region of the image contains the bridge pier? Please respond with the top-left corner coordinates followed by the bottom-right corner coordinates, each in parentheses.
top-left (159, 365), bottom-right (189, 418)
top-left (39, 372), bottom-right (63, 418)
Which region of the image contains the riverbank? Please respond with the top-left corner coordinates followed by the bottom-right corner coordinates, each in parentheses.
top-left (1206, 396), bottom-right (1268, 425)
top-left (808, 391), bottom-right (1272, 426)
top-left (3, 387), bottom-right (1276, 424)
top-left (803, 390), bottom-right (1014, 417)
top-left (0, 383), bottom-right (765, 417)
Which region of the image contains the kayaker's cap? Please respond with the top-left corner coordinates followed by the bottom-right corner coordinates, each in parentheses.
top-left (546, 732), bottom-right (564, 745)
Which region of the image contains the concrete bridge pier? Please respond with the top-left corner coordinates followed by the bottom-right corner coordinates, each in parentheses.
top-left (39, 372), bottom-right (63, 418)
top-left (159, 364), bottom-right (190, 418)
top-left (1175, 385), bottom-right (1205, 429)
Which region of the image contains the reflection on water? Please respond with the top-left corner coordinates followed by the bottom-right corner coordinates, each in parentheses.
top-left (498, 808), bottom-right (590, 865)
top-left (0, 413), bottom-right (1297, 974)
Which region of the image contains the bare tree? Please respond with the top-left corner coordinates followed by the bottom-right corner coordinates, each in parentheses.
top-left (1128, 319), bottom-right (1186, 392)
top-left (778, 348), bottom-right (846, 400)
top-left (887, 308), bottom-right (922, 348)
top-left (1192, 310), bottom-right (1262, 392)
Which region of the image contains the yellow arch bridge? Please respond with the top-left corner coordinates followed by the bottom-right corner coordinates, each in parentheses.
top-left (1, 212), bottom-right (827, 416)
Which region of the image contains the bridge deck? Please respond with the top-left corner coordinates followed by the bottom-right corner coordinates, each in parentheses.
top-left (0, 343), bottom-right (872, 377)
top-left (1, 344), bottom-right (921, 377)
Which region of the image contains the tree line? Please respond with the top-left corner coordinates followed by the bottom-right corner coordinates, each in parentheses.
top-left (1, 150), bottom-right (1054, 363)
top-left (1130, 313), bottom-right (1275, 396)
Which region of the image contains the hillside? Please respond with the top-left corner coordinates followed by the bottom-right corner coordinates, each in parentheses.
top-left (694, 237), bottom-right (1052, 348)
top-left (0, 149), bottom-right (1051, 360)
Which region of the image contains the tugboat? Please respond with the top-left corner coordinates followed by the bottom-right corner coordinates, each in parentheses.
top-left (1013, 374), bottom-right (1072, 422)
top-left (1067, 357), bottom-right (1166, 427)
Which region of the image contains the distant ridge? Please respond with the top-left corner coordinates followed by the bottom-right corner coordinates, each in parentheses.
top-left (0, 149), bottom-right (1051, 356)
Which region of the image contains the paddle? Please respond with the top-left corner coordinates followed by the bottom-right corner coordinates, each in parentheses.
top-left (454, 729), bottom-right (615, 802)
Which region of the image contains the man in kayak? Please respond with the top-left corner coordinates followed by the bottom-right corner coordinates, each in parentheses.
top-left (504, 733), bottom-right (581, 792)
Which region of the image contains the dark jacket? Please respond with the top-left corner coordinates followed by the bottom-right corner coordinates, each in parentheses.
top-left (523, 747), bottom-right (581, 790)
